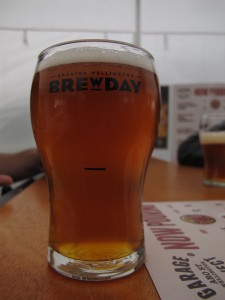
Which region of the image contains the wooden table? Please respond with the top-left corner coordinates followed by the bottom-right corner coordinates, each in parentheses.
top-left (1, 158), bottom-right (225, 300)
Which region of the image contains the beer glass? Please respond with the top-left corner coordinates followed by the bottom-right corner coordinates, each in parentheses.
top-left (200, 112), bottom-right (225, 187)
top-left (31, 40), bottom-right (160, 280)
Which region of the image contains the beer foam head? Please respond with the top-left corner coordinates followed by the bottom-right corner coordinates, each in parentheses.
top-left (36, 40), bottom-right (155, 73)
top-left (200, 131), bottom-right (225, 144)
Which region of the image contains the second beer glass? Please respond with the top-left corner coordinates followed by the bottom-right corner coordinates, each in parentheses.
top-left (31, 40), bottom-right (160, 280)
top-left (200, 113), bottom-right (225, 187)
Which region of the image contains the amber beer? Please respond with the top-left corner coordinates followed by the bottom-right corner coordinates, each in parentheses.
top-left (31, 40), bottom-right (160, 280)
top-left (200, 131), bottom-right (225, 186)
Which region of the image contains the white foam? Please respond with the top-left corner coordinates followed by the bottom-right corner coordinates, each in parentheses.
top-left (36, 41), bottom-right (155, 73)
top-left (200, 131), bottom-right (225, 144)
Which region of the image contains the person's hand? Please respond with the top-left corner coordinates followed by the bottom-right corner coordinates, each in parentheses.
top-left (0, 174), bottom-right (13, 186)
top-left (0, 148), bottom-right (43, 183)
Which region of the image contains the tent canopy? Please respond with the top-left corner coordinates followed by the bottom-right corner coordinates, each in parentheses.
top-left (0, 0), bottom-right (225, 154)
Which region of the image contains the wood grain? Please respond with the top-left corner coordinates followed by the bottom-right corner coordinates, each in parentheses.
top-left (144, 158), bottom-right (225, 202)
top-left (0, 158), bottom-right (224, 299)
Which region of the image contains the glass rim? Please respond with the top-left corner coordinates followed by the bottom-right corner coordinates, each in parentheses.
top-left (201, 112), bottom-right (225, 117)
top-left (200, 112), bottom-right (225, 123)
top-left (38, 39), bottom-right (154, 62)
top-left (200, 112), bottom-right (225, 132)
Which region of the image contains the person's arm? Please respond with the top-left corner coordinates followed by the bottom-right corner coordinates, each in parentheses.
top-left (0, 148), bottom-right (43, 184)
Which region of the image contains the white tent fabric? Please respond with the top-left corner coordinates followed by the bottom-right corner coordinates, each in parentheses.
top-left (0, 0), bottom-right (225, 158)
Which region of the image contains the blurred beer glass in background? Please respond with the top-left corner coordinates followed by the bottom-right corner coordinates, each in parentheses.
top-left (31, 40), bottom-right (160, 280)
top-left (200, 113), bottom-right (225, 187)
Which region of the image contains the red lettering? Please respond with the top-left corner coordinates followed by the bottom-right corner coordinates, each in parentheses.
top-left (163, 242), bottom-right (199, 250)
top-left (195, 88), bottom-right (208, 96)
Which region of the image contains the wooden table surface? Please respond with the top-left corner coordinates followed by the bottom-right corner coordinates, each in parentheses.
top-left (0, 158), bottom-right (225, 300)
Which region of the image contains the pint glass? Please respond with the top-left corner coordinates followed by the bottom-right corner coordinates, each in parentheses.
top-left (31, 40), bottom-right (160, 280)
top-left (200, 113), bottom-right (225, 187)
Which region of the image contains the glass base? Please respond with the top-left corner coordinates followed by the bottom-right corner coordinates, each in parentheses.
top-left (203, 178), bottom-right (225, 187)
top-left (48, 245), bottom-right (145, 281)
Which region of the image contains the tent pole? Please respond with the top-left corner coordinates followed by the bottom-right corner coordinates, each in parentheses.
top-left (134, 0), bottom-right (141, 46)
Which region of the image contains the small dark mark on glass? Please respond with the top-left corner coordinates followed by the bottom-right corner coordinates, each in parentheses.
top-left (84, 167), bottom-right (106, 171)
